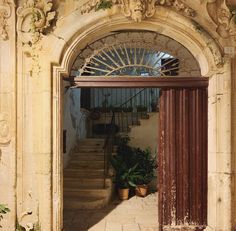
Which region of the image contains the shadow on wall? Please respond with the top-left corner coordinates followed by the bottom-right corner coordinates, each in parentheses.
top-left (63, 88), bottom-right (88, 168)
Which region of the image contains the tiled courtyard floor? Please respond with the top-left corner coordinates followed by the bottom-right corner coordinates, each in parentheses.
top-left (63, 193), bottom-right (158, 231)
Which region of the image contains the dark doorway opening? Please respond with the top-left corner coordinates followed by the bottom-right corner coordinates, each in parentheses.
top-left (63, 76), bottom-right (208, 231)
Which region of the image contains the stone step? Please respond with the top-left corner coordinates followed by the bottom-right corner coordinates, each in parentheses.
top-left (63, 138), bottom-right (112, 211)
top-left (68, 160), bottom-right (104, 169)
top-left (77, 139), bottom-right (105, 147)
top-left (64, 180), bottom-right (105, 189)
top-left (64, 187), bottom-right (109, 198)
top-left (64, 169), bottom-right (104, 177)
top-left (73, 152), bottom-right (104, 156)
top-left (77, 144), bottom-right (104, 148)
top-left (63, 195), bottom-right (107, 210)
top-left (64, 168), bottom-right (104, 173)
top-left (76, 148), bottom-right (104, 153)
top-left (78, 138), bottom-right (105, 143)
top-left (71, 154), bottom-right (104, 161)
top-left (64, 177), bottom-right (111, 188)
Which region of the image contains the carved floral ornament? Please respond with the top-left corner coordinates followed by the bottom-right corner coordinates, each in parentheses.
top-left (206, 0), bottom-right (236, 39)
top-left (16, 0), bottom-right (55, 45)
top-left (0, 0), bottom-right (12, 40)
top-left (0, 112), bottom-right (11, 145)
top-left (81, 0), bottom-right (196, 22)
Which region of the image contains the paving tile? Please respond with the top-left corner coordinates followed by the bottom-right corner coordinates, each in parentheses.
top-left (88, 220), bottom-right (106, 231)
top-left (135, 214), bottom-right (158, 225)
top-left (107, 214), bottom-right (135, 224)
top-left (140, 227), bottom-right (158, 231)
top-left (63, 193), bottom-right (158, 231)
top-left (105, 221), bottom-right (122, 231)
top-left (123, 223), bottom-right (140, 231)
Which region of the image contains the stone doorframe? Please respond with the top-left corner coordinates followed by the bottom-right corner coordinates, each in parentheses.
top-left (66, 76), bottom-right (209, 230)
top-left (25, 9), bottom-right (232, 231)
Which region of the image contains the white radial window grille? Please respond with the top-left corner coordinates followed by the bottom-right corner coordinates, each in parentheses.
top-left (70, 32), bottom-right (200, 77)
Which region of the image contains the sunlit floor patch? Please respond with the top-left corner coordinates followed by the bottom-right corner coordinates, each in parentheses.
top-left (63, 192), bottom-right (158, 231)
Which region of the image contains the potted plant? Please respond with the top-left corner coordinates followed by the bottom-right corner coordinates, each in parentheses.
top-left (110, 155), bottom-right (139, 200)
top-left (132, 148), bottom-right (157, 197)
top-left (111, 137), bottom-right (157, 198)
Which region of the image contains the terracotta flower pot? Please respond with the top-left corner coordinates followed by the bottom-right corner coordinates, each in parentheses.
top-left (118, 188), bottom-right (129, 200)
top-left (135, 184), bottom-right (148, 197)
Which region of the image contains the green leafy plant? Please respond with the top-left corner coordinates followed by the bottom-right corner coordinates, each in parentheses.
top-left (0, 204), bottom-right (10, 228)
top-left (111, 137), bottom-right (157, 188)
top-left (96, 0), bottom-right (113, 11)
top-left (110, 155), bottom-right (140, 188)
top-left (111, 137), bottom-right (157, 190)
top-left (132, 148), bottom-right (157, 185)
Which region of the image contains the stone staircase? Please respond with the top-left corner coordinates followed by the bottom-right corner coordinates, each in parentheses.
top-left (63, 138), bottom-right (112, 210)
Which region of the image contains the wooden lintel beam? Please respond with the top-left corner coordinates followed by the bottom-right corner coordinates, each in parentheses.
top-left (63, 77), bottom-right (209, 88)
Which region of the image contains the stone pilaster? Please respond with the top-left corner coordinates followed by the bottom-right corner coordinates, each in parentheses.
top-left (0, 1), bottom-right (16, 230)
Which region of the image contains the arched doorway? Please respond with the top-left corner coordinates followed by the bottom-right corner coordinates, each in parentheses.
top-left (49, 10), bottom-right (226, 231)
top-left (61, 30), bottom-right (208, 230)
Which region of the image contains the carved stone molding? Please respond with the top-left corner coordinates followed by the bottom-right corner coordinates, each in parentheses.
top-left (16, 0), bottom-right (56, 45)
top-left (81, 0), bottom-right (196, 22)
top-left (207, 0), bottom-right (236, 39)
top-left (0, 0), bottom-right (12, 40)
top-left (18, 209), bottom-right (34, 231)
top-left (156, 0), bottom-right (196, 17)
top-left (0, 112), bottom-right (11, 145)
top-left (120, 0), bottom-right (156, 22)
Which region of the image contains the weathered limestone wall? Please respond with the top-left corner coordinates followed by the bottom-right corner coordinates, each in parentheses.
top-left (47, 6), bottom-right (235, 230)
top-left (231, 57), bottom-right (236, 230)
top-left (16, 57), bottom-right (53, 230)
top-left (208, 61), bottom-right (232, 231)
top-left (0, 1), bottom-right (16, 230)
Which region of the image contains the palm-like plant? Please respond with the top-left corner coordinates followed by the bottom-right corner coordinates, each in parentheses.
top-left (111, 137), bottom-right (157, 197)
top-left (110, 156), bottom-right (140, 189)
top-left (131, 148), bottom-right (157, 185)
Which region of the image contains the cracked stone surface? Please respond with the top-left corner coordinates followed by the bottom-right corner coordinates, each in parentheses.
top-left (63, 193), bottom-right (158, 231)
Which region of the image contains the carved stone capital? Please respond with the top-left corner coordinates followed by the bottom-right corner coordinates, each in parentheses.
top-left (207, 0), bottom-right (236, 39)
top-left (0, 112), bottom-right (11, 145)
top-left (17, 0), bottom-right (56, 45)
top-left (0, 0), bottom-right (12, 40)
top-left (81, 0), bottom-right (196, 22)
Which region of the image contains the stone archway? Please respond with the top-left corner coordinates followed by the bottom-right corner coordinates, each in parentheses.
top-left (42, 8), bottom-right (231, 231)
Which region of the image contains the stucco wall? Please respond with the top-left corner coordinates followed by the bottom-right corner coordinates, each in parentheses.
top-left (63, 88), bottom-right (87, 168)
top-left (128, 112), bottom-right (159, 156)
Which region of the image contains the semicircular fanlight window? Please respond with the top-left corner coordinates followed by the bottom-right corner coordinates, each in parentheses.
top-left (79, 45), bottom-right (178, 76)
top-left (70, 32), bottom-right (200, 77)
